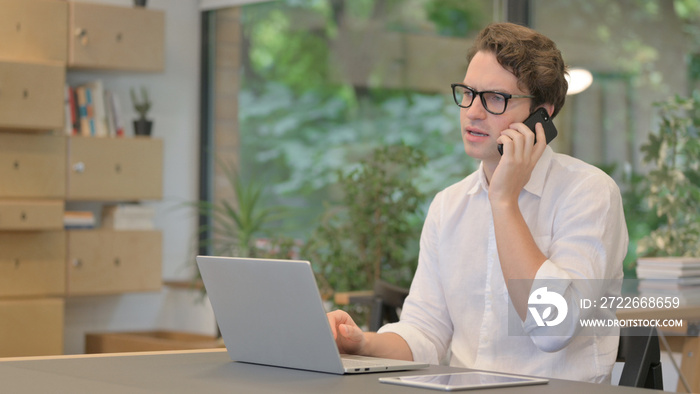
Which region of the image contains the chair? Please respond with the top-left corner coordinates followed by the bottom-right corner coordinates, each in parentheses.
top-left (617, 326), bottom-right (663, 390)
top-left (368, 280), bottom-right (410, 332)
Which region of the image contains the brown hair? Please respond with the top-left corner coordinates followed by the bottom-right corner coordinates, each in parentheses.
top-left (467, 23), bottom-right (568, 118)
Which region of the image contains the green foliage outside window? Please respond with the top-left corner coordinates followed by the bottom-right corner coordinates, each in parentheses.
top-left (637, 91), bottom-right (700, 258)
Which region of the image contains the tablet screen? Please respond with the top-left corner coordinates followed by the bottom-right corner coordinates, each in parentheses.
top-left (379, 371), bottom-right (549, 391)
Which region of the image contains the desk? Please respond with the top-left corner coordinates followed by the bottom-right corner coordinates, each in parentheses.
top-left (0, 349), bottom-right (659, 393)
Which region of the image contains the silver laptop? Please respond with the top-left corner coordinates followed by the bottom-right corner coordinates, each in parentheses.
top-left (196, 255), bottom-right (429, 374)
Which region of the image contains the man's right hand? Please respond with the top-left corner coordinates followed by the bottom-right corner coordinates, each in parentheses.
top-left (327, 310), bottom-right (367, 355)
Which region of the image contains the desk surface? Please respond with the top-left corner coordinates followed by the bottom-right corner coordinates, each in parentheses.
top-left (0, 348), bottom-right (659, 393)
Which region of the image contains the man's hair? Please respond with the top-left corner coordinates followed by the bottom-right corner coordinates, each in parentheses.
top-left (467, 23), bottom-right (568, 118)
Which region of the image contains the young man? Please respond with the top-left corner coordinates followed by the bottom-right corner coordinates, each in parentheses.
top-left (327, 23), bottom-right (627, 383)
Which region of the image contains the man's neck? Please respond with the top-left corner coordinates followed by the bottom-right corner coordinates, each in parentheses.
top-left (482, 160), bottom-right (498, 185)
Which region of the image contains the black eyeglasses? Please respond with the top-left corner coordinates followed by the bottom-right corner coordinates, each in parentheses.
top-left (451, 83), bottom-right (534, 115)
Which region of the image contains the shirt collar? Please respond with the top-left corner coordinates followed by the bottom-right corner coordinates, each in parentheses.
top-left (468, 146), bottom-right (554, 197)
top-left (523, 146), bottom-right (553, 197)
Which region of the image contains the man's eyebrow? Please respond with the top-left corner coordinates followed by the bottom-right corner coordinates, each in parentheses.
top-left (463, 84), bottom-right (513, 94)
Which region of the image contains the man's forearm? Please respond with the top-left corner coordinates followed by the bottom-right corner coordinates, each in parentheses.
top-left (363, 332), bottom-right (414, 361)
top-left (491, 200), bottom-right (547, 320)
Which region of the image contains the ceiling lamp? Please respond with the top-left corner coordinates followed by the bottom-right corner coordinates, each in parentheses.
top-left (566, 68), bottom-right (594, 95)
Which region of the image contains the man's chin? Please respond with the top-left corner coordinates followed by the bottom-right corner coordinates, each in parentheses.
top-left (463, 143), bottom-right (498, 160)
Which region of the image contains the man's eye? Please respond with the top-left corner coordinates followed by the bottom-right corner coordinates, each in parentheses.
top-left (487, 94), bottom-right (506, 103)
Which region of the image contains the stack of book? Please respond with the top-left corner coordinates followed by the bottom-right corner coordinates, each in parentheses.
top-left (636, 257), bottom-right (700, 304)
top-left (64, 211), bottom-right (96, 229)
top-left (65, 80), bottom-right (125, 138)
top-left (102, 204), bottom-right (155, 230)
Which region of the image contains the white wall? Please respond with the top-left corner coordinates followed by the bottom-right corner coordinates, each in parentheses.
top-left (64, 0), bottom-right (216, 354)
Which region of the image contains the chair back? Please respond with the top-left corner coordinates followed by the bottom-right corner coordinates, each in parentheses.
top-left (617, 326), bottom-right (663, 389)
top-left (368, 280), bottom-right (409, 332)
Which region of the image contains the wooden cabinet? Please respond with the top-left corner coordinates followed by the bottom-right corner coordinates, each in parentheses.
top-left (0, 200), bottom-right (64, 230)
top-left (0, 60), bottom-right (66, 130)
top-left (68, 2), bottom-right (164, 72)
top-left (0, 0), bottom-right (68, 63)
top-left (67, 137), bottom-right (163, 201)
top-left (0, 298), bottom-right (64, 357)
top-left (0, 231), bottom-right (66, 297)
top-left (67, 230), bottom-right (162, 296)
top-left (0, 133), bottom-right (66, 198)
top-left (0, 0), bottom-right (167, 357)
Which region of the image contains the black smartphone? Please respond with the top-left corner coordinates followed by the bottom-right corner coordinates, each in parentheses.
top-left (497, 107), bottom-right (558, 155)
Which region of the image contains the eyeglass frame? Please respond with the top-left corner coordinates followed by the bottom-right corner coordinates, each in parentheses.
top-left (450, 83), bottom-right (535, 115)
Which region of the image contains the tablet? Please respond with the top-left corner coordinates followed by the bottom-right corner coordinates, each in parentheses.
top-left (378, 371), bottom-right (549, 391)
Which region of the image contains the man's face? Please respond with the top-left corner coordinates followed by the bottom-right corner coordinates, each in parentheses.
top-left (460, 50), bottom-right (532, 166)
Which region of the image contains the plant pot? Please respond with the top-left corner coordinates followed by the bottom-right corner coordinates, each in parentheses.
top-left (134, 0), bottom-right (148, 7)
top-left (134, 119), bottom-right (153, 136)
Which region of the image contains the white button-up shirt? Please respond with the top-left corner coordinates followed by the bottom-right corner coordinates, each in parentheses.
top-left (378, 146), bottom-right (627, 383)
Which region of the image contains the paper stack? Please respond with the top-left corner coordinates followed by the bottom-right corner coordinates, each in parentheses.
top-left (102, 204), bottom-right (155, 230)
top-left (64, 211), bottom-right (96, 229)
top-left (636, 257), bottom-right (700, 304)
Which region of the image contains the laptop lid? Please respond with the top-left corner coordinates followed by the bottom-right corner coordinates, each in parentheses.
top-left (197, 256), bottom-right (349, 374)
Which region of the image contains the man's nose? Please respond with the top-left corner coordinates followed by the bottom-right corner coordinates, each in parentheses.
top-left (465, 96), bottom-right (488, 119)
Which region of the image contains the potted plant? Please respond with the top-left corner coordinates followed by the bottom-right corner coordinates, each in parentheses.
top-left (305, 144), bottom-right (428, 299)
top-left (192, 160), bottom-right (298, 296)
top-left (131, 86), bottom-right (153, 136)
top-left (637, 91), bottom-right (700, 260)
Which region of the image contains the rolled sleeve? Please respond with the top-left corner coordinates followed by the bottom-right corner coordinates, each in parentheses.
top-left (378, 323), bottom-right (441, 365)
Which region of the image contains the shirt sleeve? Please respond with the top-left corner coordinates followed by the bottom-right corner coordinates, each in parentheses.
top-left (377, 192), bottom-right (453, 364)
top-left (522, 172), bottom-right (627, 352)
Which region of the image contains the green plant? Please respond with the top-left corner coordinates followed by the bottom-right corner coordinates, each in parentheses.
top-left (305, 144), bottom-right (428, 297)
top-left (130, 86), bottom-right (151, 120)
top-left (637, 91), bottom-right (700, 257)
top-left (196, 161), bottom-right (292, 258)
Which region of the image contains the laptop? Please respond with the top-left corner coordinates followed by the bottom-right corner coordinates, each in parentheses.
top-left (196, 255), bottom-right (429, 374)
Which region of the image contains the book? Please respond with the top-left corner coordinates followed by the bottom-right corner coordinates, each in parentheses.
top-left (75, 86), bottom-right (91, 137)
top-left (637, 257), bottom-right (700, 268)
top-left (102, 204), bottom-right (155, 230)
top-left (638, 276), bottom-right (700, 291)
top-left (104, 90), bottom-right (125, 137)
top-left (636, 257), bottom-right (700, 278)
top-left (636, 267), bottom-right (700, 279)
top-left (63, 84), bottom-right (73, 136)
top-left (84, 80), bottom-right (109, 137)
top-left (69, 86), bottom-right (80, 136)
top-left (64, 211), bottom-right (96, 229)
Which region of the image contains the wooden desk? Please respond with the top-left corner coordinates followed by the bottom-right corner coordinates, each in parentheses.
top-left (0, 349), bottom-right (660, 393)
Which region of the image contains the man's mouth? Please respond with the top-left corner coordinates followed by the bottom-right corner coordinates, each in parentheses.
top-left (467, 130), bottom-right (489, 137)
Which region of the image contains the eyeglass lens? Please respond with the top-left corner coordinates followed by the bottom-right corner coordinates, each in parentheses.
top-left (453, 86), bottom-right (508, 114)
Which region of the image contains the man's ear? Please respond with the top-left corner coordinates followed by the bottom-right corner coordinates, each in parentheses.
top-left (542, 104), bottom-right (555, 118)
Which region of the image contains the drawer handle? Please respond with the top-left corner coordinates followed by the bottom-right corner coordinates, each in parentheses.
top-left (115, 163), bottom-right (122, 173)
top-left (73, 162), bottom-right (86, 173)
top-left (114, 258), bottom-right (121, 267)
top-left (23, 89), bottom-right (28, 99)
top-left (20, 211), bottom-right (26, 221)
top-left (16, 22), bottom-right (21, 32)
top-left (13, 160), bottom-right (19, 170)
top-left (116, 32), bottom-right (123, 42)
top-left (72, 259), bottom-right (83, 269)
top-left (14, 259), bottom-right (20, 269)
top-left (75, 27), bottom-right (89, 46)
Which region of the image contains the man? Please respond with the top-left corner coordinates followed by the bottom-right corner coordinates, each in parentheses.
top-left (327, 22), bottom-right (627, 383)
